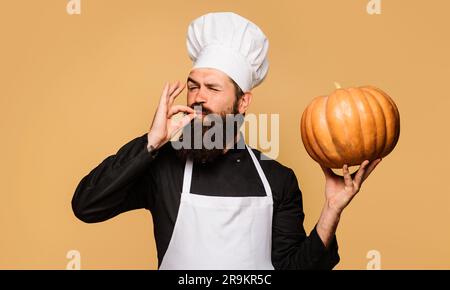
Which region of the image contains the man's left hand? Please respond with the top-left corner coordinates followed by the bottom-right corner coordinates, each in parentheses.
top-left (320, 159), bottom-right (382, 216)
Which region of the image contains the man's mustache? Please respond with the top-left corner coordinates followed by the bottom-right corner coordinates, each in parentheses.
top-left (189, 103), bottom-right (213, 115)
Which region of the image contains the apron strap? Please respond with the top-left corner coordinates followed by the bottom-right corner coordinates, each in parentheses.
top-left (246, 145), bottom-right (273, 197)
top-left (182, 157), bottom-right (193, 193)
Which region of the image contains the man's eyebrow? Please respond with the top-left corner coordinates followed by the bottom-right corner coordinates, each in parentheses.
top-left (187, 77), bottom-right (199, 85)
top-left (187, 77), bottom-right (223, 89)
top-left (205, 82), bottom-right (223, 89)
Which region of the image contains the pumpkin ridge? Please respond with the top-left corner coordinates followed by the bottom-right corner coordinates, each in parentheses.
top-left (368, 88), bottom-right (393, 157)
top-left (373, 88), bottom-right (401, 153)
top-left (362, 87), bottom-right (387, 157)
top-left (311, 96), bottom-right (336, 167)
top-left (360, 88), bottom-right (378, 160)
top-left (311, 122), bottom-right (335, 167)
top-left (326, 91), bottom-right (350, 167)
top-left (323, 95), bottom-right (340, 167)
top-left (301, 102), bottom-right (321, 164)
top-left (305, 97), bottom-right (331, 166)
top-left (335, 89), bottom-right (357, 164)
top-left (348, 88), bottom-right (366, 164)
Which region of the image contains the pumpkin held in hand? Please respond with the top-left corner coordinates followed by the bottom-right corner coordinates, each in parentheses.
top-left (300, 84), bottom-right (400, 168)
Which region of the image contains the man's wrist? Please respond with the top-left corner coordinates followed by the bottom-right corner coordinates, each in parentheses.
top-left (318, 207), bottom-right (340, 231)
top-left (146, 143), bottom-right (159, 158)
top-left (147, 132), bottom-right (162, 150)
top-left (324, 199), bottom-right (343, 218)
top-left (316, 202), bottom-right (341, 248)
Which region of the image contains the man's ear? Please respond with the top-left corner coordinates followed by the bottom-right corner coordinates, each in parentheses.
top-left (238, 92), bottom-right (253, 114)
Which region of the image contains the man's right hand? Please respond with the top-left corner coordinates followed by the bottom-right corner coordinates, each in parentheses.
top-left (147, 81), bottom-right (195, 150)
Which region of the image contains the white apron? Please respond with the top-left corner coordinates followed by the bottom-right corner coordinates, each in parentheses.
top-left (159, 145), bottom-right (274, 270)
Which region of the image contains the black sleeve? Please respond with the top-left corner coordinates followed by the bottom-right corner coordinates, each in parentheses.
top-left (71, 133), bottom-right (157, 223)
top-left (272, 169), bottom-right (340, 270)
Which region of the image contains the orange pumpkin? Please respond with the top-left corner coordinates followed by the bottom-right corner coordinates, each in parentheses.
top-left (300, 85), bottom-right (400, 168)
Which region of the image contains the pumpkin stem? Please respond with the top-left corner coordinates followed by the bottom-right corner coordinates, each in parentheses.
top-left (334, 82), bottom-right (342, 89)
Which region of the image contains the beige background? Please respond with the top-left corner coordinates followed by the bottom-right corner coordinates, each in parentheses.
top-left (1, 0), bottom-right (449, 269)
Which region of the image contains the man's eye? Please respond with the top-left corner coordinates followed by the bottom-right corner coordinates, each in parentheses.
top-left (209, 88), bottom-right (219, 92)
top-left (188, 87), bottom-right (198, 90)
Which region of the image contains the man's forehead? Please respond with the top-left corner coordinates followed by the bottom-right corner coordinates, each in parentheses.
top-left (188, 68), bottom-right (229, 84)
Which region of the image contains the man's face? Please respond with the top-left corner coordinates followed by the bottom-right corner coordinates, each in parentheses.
top-left (175, 68), bottom-right (244, 163)
top-left (186, 68), bottom-right (237, 117)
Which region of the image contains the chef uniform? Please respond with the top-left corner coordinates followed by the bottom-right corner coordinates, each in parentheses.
top-left (72, 12), bottom-right (340, 270)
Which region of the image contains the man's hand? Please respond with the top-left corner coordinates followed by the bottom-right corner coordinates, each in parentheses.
top-left (147, 81), bottom-right (196, 150)
top-left (321, 159), bottom-right (382, 216)
top-left (316, 159), bottom-right (382, 248)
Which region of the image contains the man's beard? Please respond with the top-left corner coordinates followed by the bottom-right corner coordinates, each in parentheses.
top-left (174, 103), bottom-right (244, 163)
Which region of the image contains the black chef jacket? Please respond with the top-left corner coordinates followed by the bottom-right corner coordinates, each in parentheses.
top-left (72, 133), bottom-right (340, 269)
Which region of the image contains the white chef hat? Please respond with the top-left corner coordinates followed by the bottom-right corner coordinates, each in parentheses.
top-left (186, 12), bottom-right (269, 92)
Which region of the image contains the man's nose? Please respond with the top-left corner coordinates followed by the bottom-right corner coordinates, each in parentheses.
top-left (193, 88), bottom-right (207, 104)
